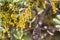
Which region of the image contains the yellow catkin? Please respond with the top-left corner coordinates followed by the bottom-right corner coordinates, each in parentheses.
top-left (28, 3), bottom-right (31, 9)
top-left (19, 2), bottom-right (32, 29)
top-left (25, 8), bottom-right (28, 14)
top-left (51, 1), bottom-right (56, 13)
top-left (42, 1), bottom-right (46, 9)
top-left (4, 25), bottom-right (10, 38)
top-left (36, 0), bottom-right (39, 6)
top-left (29, 22), bottom-right (31, 28)
top-left (7, 32), bottom-right (10, 38)
top-left (9, 21), bottom-right (14, 26)
top-left (11, 13), bottom-right (17, 21)
top-left (30, 0), bottom-right (33, 2)
top-left (25, 3), bottom-right (32, 28)
top-left (3, 22), bottom-right (10, 38)
top-left (16, 26), bottom-right (18, 32)
top-left (5, 28), bottom-right (10, 38)
top-left (19, 13), bottom-right (26, 29)
top-left (25, 3), bottom-right (32, 19)
top-left (2, 33), bottom-right (5, 40)
top-left (28, 12), bottom-right (32, 19)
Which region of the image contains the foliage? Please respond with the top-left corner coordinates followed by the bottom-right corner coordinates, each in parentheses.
top-left (0, 0), bottom-right (60, 40)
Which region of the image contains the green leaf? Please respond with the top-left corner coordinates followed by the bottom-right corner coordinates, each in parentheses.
top-left (22, 35), bottom-right (31, 40)
top-left (56, 25), bottom-right (60, 29)
top-left (13, 34), bottom-right (19, 39)
top-left (53, 18), bottom-right (60, 25)
top-left (57, 15), bottom-right (60, 20)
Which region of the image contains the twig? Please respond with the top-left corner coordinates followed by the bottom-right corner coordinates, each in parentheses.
top-left (32, 1), bottom-right (52, 40)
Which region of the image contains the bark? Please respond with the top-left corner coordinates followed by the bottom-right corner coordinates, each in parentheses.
top-left (32, 1), bottom-right (52, 40)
